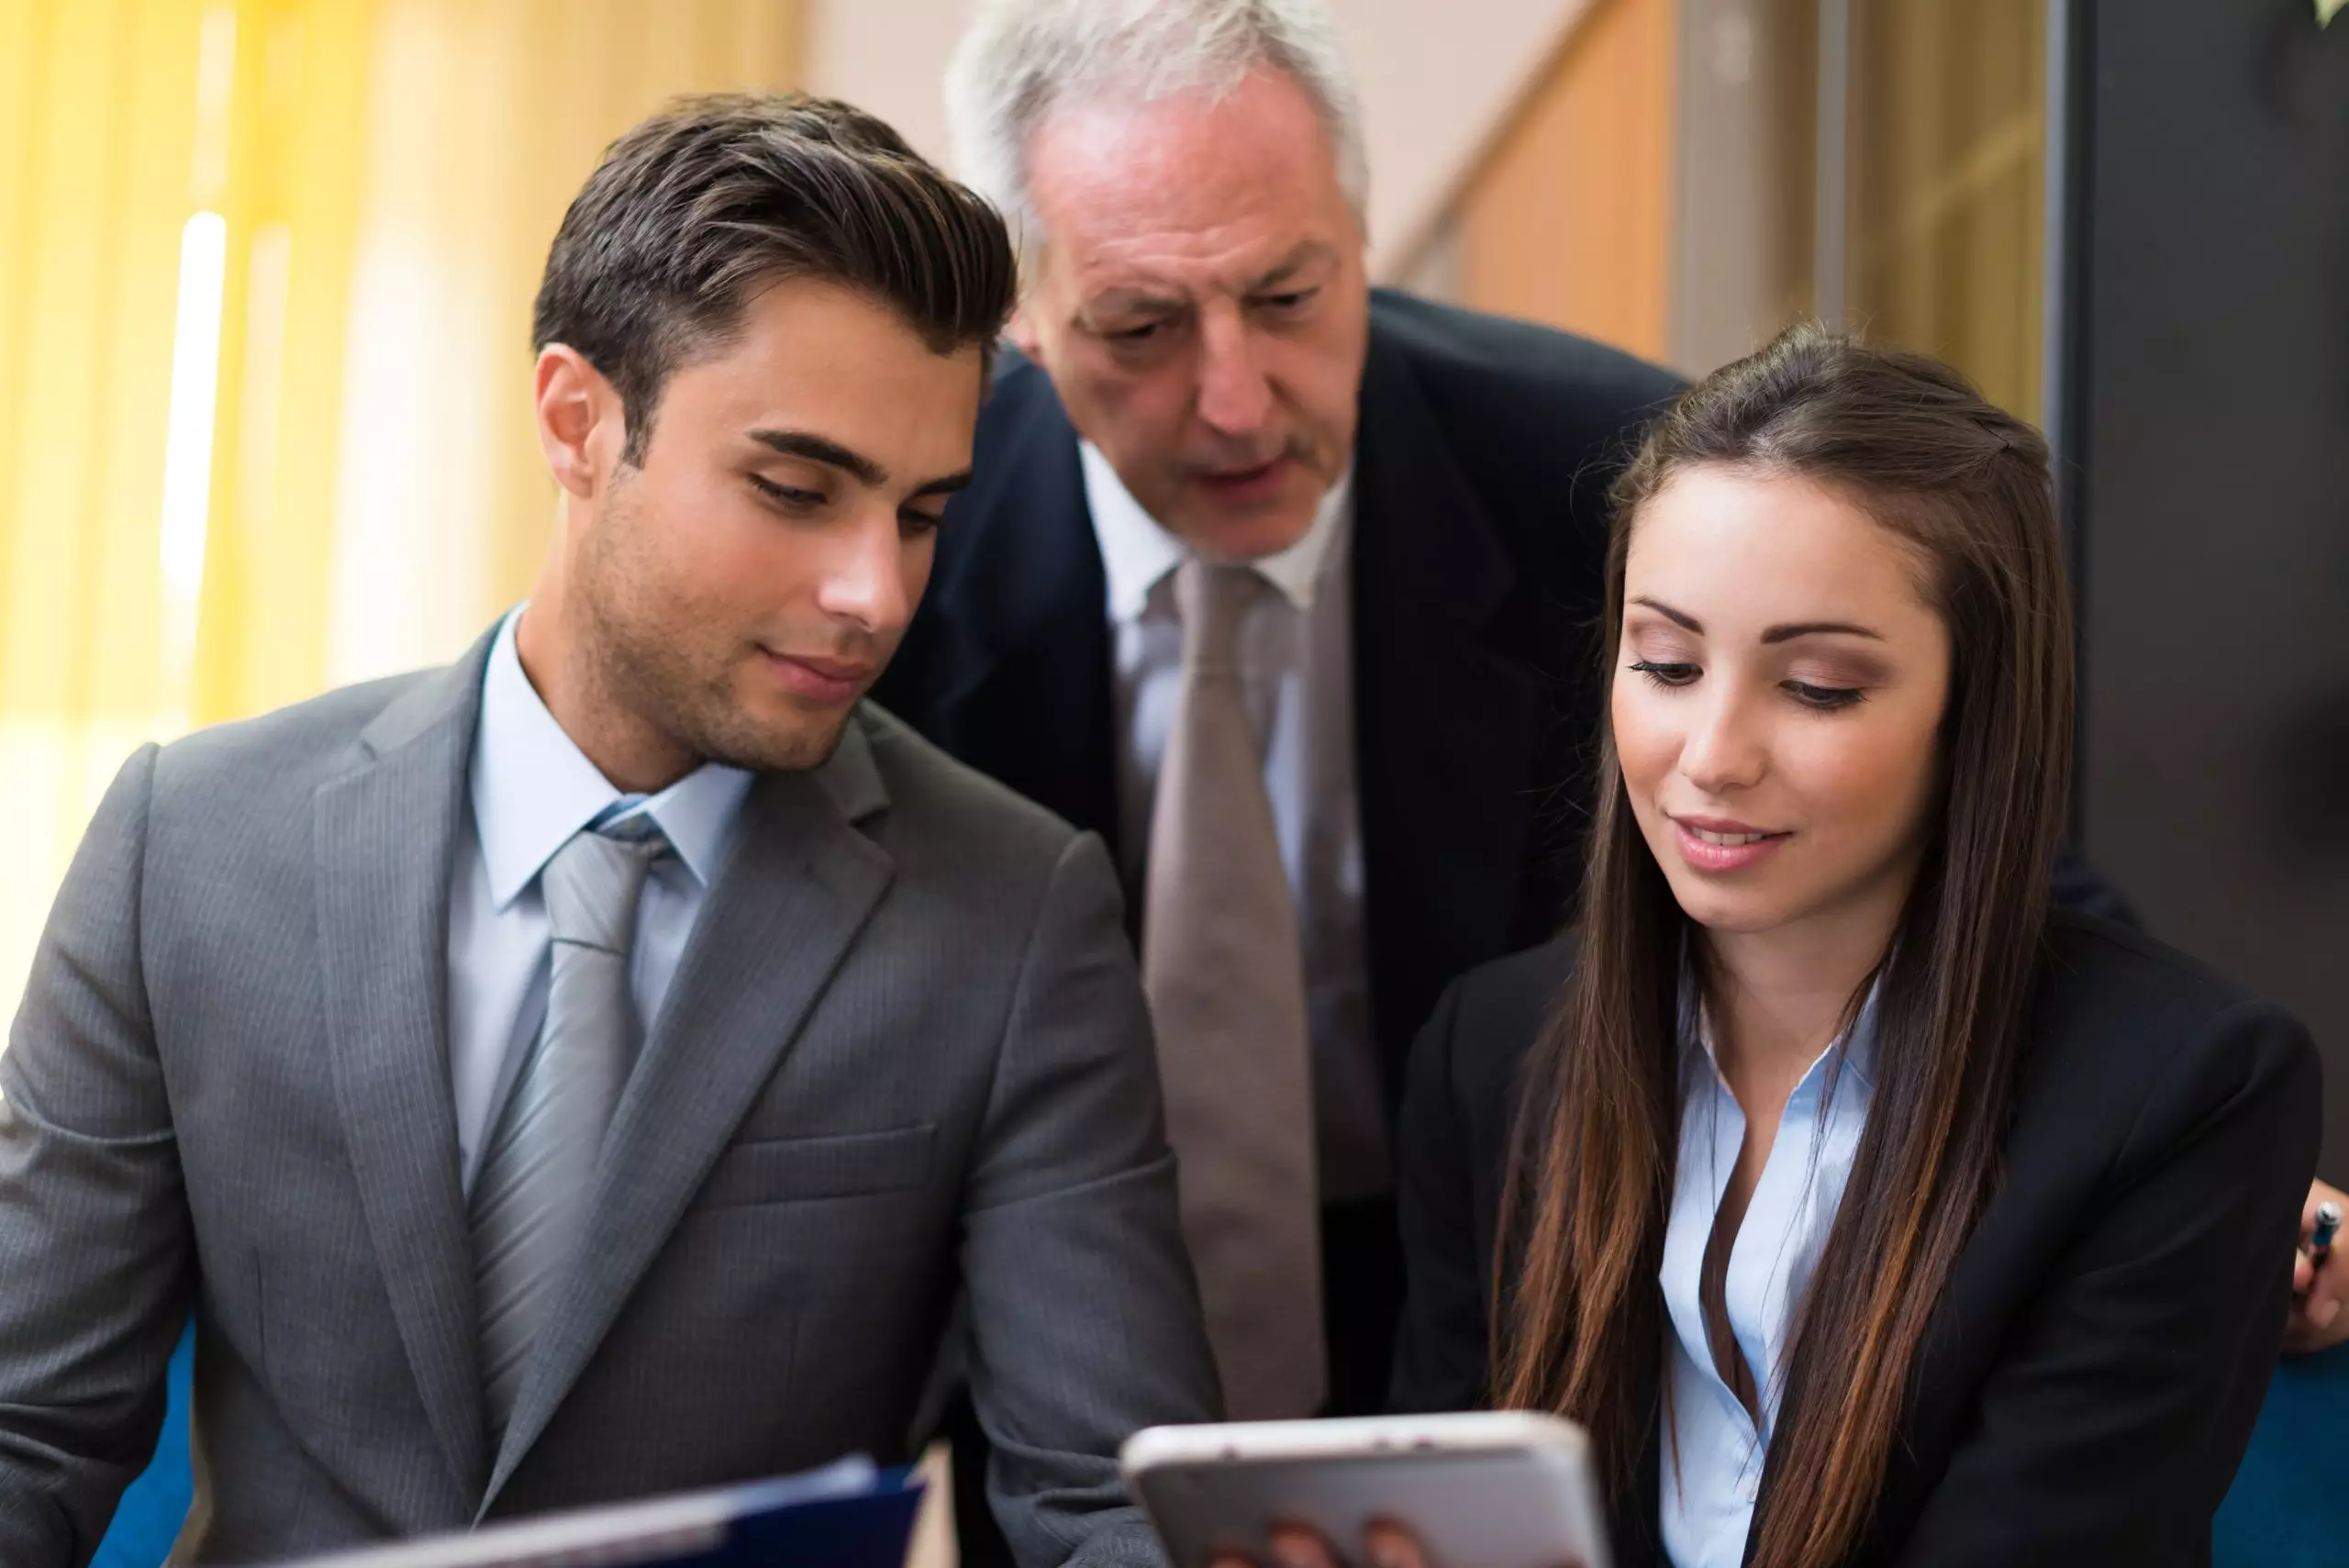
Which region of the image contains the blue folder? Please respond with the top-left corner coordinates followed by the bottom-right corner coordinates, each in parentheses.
top-left (268, 1458), bottom-right (924, 1568)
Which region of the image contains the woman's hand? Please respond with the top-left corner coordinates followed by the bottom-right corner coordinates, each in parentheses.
top-left (1209, 1519), bottom-right (1428, 1568)
top-left (2284, 1178), bottom-right (2348, 1355)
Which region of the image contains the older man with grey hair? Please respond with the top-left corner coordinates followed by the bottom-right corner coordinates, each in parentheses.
top-left (875, 0), bottom-right (1683, 1475)
top-left (883, 10), bottom-right (1677, 1551)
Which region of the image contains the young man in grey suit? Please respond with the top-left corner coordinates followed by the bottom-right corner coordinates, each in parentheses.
top-left (0, 95), bottom-right (1218, 1566)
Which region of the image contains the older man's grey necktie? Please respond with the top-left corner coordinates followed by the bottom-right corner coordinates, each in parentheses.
top-left (1143, 557), bottom-right (1325, 1419)
top-left (472, 816), bottom-right (667, 1442)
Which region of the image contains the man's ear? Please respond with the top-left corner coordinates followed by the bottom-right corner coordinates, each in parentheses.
top-left (533, 344), bottom-right (625, 498)
top-left (1005, 300), bottom-right (1044, 361)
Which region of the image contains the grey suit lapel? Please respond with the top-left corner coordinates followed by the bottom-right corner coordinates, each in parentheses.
top-left (315, 628), bottom-right (500, 1502)
top-left (480, 715), bottom-right (896, 1507)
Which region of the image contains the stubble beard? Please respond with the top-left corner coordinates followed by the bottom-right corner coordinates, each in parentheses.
top-left (575, 494), bottom-right (853, 779)
top-left (593, 613), bottom-right (852, 777)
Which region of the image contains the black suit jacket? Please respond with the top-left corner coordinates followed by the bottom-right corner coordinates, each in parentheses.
top-left (1391, 912), bottom-right (2320, 1566)
top-left (874, 291), bottom-right (1686, 1102)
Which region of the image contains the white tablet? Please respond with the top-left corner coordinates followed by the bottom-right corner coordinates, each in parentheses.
top-left (1120, 1411), bottom-right (1612, 1568)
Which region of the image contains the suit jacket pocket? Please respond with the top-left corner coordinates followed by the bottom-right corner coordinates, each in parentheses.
top-left (696, 1124), bottom-right (937, 1207)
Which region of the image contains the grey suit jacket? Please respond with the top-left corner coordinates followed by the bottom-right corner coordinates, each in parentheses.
top-left (0, 628), bottom-right (1220, 1566)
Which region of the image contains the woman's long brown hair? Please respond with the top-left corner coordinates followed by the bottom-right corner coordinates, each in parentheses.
top-left (1494, 325), bottom-right (2075, 1568)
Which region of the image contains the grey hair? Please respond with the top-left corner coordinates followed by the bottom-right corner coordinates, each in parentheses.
top-left (943, 0), bottom-right (1370, 272)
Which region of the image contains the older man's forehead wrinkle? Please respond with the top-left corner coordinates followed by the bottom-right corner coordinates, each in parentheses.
top-left (1074, 224), bottom-right (1330, 308)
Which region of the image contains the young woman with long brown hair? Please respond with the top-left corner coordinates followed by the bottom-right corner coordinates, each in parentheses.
top-left (1382, 327), bottom-right (2319, 1566)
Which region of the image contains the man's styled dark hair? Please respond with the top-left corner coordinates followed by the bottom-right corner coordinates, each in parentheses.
top-left (532, 92), bottom-right (1018, 464)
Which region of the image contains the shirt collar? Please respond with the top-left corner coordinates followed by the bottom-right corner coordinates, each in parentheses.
top-left (471, 606), bottom-right (754, 910)
top-left (1078, 439), bottom-right (1353, 622)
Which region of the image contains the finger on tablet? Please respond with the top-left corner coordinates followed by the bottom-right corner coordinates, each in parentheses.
top-left (1265, 1522), bottom-right (1341, 1568)
top-left (1363, 1518), bottom-right (1431, 1568)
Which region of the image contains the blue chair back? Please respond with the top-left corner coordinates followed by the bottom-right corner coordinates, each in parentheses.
top-left (2214, 1341), bottom-right (2349, 1567)
top-left (91, 1324), bottom-right (193, 1568)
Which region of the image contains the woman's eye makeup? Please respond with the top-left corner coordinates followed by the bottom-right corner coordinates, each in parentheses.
top-left (1782, 653), bottom-right (1883, 711)
top-left (1628, 656), bottom-right (1872, 711)
top-left (1784, 679), bottom-right (1867, 711)
top-left (1628, 659), bottom-right (1699, 688)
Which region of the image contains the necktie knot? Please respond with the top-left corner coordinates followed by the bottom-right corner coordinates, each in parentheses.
top-left (542, 820), bottom-right (669, 958)
top-left (1174, 556), bottom-right (1263, 676)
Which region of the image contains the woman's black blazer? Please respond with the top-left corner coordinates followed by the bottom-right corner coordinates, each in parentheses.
top-left (1390, 910), bottom-right (2320, 1567)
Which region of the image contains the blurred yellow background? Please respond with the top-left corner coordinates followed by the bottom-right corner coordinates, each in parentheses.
top-left (0, 0), bottom-right (804, 1003)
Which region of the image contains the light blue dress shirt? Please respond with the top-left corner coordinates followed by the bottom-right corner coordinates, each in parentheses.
top-left (1660, 976), bottom-right (1880, 1568)
top-left (443, 608), bottom-right (753, 1191)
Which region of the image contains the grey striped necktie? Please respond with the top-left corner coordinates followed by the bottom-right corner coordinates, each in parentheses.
top-left (1143, 557), bottom-right (1325, 1418)
top-left (472, 814), bottom-right (668, 1442)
